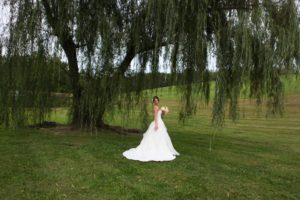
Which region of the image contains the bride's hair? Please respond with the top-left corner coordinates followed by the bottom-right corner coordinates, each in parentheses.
top-left (152, 96), bottom-right (159, 102)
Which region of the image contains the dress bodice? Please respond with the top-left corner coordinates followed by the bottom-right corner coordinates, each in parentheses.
top-left (157, 110), bottom-right (163, 119)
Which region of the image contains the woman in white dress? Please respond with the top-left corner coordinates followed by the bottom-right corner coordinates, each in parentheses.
top-left (122, 96), bottom-right (180, 162)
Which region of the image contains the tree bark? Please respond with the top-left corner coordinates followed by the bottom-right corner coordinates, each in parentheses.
top-left (60, 38), bottom-right (82, 125)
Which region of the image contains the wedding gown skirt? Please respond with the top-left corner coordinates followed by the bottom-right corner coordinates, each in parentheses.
top-left (123, 110), bottom-right (180, 162)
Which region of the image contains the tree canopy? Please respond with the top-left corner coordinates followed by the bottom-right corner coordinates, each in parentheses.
top-left (0, 0), bottom-right (299, 129)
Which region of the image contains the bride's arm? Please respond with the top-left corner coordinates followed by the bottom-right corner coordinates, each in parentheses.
top-left (154, 106), bottom-right (159, 131)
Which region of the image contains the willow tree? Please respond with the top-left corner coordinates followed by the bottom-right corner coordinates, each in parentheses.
top-left (0, 0), bottom-right (299, 129)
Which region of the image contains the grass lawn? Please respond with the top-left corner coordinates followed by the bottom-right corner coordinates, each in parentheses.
top-left (0, 75), bottom-right (299, 199)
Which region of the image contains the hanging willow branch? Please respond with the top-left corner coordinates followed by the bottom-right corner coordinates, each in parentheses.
top-left (0, 0), bottom-right (299, 129)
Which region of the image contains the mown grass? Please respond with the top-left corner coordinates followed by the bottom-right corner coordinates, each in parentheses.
top-left (0, 74), bottom-right (299, 199)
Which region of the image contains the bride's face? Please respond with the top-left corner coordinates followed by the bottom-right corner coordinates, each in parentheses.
top-left (153, 99), bottom-right (159, 105)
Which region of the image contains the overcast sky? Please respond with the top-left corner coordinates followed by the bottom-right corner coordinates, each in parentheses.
top-left (0, 1), bottom-right (9, 37)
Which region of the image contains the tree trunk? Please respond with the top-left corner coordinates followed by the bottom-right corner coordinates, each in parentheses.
top-left (61, 38), bottom-right (81, 125)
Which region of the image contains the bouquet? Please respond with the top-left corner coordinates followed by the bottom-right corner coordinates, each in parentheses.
top-left (160, 106), bottom-right (169, 115)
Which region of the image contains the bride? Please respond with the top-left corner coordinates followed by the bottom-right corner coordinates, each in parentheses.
top-left (122, 96), bottom-right (180, 162)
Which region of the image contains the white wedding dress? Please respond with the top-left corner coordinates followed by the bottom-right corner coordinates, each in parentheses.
top-left (122, 110), bottom-right (180, 162)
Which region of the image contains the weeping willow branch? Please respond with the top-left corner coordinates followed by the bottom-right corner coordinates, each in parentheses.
top-left (0, 0), bottom-right (299, 129)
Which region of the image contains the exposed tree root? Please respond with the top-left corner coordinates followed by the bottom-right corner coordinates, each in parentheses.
top-left (27, 121), bottom-right (142, 135)
top-left (28, 121), bottom-right (59, 128)
top-left (99, 123), bottom-right (142, 135)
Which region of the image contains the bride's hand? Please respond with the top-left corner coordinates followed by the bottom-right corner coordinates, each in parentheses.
top-left (154, 124), bottom-right (158, 131)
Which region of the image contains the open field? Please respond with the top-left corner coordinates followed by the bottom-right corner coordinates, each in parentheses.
top-left (0, 75), bottom-right (299, 199)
